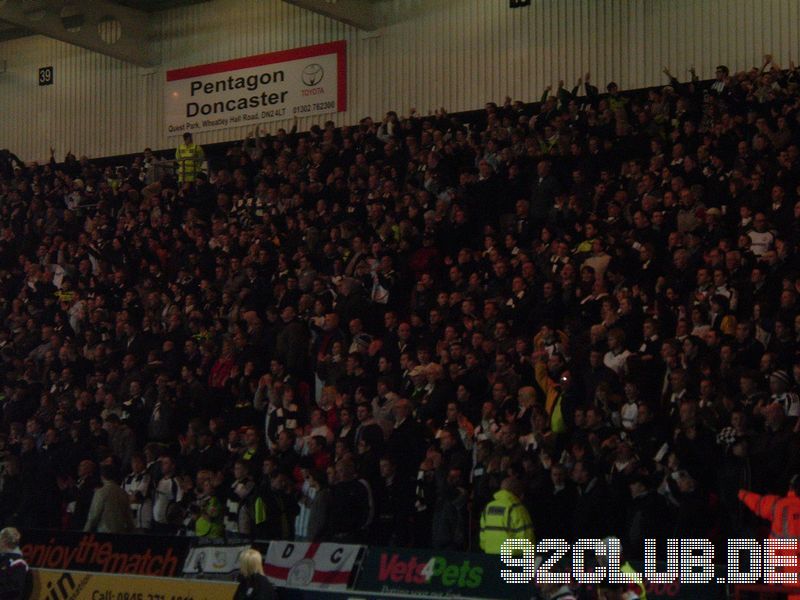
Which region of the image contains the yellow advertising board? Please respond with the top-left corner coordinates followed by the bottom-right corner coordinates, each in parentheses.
top-left (33, 568), bottom-right (236, 600)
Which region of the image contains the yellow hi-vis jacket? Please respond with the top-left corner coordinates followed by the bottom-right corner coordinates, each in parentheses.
top-left (175, 142), bottom-right (204, 183)
top-left (479, 489), bottom-right (534, 554)
top-left (534, 360), bottom-right (566, 433)
top-left (622, 560), bottom-right (647, 600)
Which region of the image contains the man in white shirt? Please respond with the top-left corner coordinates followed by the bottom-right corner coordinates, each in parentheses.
top-left (603, 328), bottom-right (632, 377)
top-left (224, 460), bottom-right (255, 538)
top-left (151, 455), bottom-right (183, 534)
top-left (747, 213), bottom-right (775, 258)
top-left (621, 382), bottom-right (640, 432)
top-left (122, 453), bottom-right (152, 531)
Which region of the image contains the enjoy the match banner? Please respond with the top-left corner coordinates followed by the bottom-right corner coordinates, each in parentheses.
top-left (165, 40), bottom-right (346, 136)
top-left (22, 529), bottom-right (191, 577)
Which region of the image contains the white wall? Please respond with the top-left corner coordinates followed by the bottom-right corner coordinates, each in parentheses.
top-left (1, 0), bottom-right (798, 162)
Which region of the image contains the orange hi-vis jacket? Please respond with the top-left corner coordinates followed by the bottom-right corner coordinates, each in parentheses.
top-left (740, 488), bottom-right (800, 599)
top-left (739, 488), bottom-right (800, 538)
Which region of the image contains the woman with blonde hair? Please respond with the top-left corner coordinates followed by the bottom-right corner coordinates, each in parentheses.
top-left (233, 548), bottom-right (275, 600)
top-left (0, 527), bottom-right (31, 599)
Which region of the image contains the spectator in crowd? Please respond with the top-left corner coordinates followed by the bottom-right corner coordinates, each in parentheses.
top-left (62, 459), bottom-right (98, 531)
top-left (296, 467), bottom-right (330, 541)
top-left (224, 459), bottom-right (255, 539)
top-left (84, 463), bottom-right (135, 533)
top-left (152, 454), bottom-right (182, 534)
top-left (189, 469), bottom-right (224, 538)
top-left (323, 456), bottom-right (373, 543)
top-left (123, 452), bottom-right (152, 531)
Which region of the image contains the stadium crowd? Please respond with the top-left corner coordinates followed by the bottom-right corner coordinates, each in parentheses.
top-left (0, 55), bottom-right (798, 555)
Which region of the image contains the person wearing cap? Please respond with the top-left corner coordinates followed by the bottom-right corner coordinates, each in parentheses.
top-left (0, 527), bottom-right (30, 600)
top-left (175, 132), bottom-right (204, 184)
top-left (478, 476), bottom-right (534, 554)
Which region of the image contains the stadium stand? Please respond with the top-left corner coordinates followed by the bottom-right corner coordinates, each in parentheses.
top-left (0, 57), bottom-right (799, 562)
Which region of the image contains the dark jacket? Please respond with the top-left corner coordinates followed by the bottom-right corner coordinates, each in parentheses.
top-left (529, 174), bottom-right (561, 222)
top-left (0, 551), bottom-right (31, 600)
top-left (572, 477), bottom-right (614, 541)
top-left (431, 482), bottom-right (468, 550)
top-left (624, 491), bottom-right (670, 560)
top-left (234, 574), bottom-right (276, 600)
top-left (374, 476), bottom-right (414, 546)
top-left (323, 478), bottom-right (373, 542)
top-left (535, 482), bottom-right (576, 541)
top-left (276, 319), bottom-right (310, 376)
top-left (386, 418), bottom-right (427, 484)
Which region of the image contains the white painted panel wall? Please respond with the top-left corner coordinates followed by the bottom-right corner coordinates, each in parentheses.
top-left (0, 0), bottom-right (798, 162)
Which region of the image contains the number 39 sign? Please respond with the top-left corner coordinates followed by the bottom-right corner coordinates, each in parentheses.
top-left (39, 66), bottom-right (53, 86)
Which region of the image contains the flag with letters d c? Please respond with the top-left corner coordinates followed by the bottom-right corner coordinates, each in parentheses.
top-left (264, 541), bottom-right (362, 590)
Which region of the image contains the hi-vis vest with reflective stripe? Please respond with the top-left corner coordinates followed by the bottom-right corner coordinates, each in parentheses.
top-left (479, 489), bottom-right (535, 554)
top-left (175, 143), bottom-right (203, 183)
top-left (739, 489), bottom-right (800, 538)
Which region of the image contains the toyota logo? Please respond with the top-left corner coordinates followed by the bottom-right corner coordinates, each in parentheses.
top-left (301, 63), bottom-right (325, 86)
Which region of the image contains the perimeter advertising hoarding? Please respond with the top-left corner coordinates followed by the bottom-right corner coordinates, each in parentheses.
top-left (22, 532), bottom-right (728, 600)
top-left (182, 543), bottom-right (250, 579)
top-left (165, 41), bottom-right (347, 136)
top-left (354, 547), bottom-right (515, 599)
top-left (32, 568), bottom-right (235, 600)
top-left (22, 530), bottom-right (192, 577)
top-left (352, 548), bottom-right (727, 600)
top-left (264, 540), bottom-right (362, 590)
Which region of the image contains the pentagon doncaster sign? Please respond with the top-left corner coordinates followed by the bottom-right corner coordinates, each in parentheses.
top-left (165, 40), bottom-right (346, 136)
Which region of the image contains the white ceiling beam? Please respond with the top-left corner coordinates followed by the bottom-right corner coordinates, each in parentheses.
top-left (282, 0), bottom-right (384, 31)
top-left (0, 0), bottom-right (158, 66)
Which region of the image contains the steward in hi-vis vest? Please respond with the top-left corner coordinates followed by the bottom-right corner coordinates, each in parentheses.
top-left (175, 132), bottom-right (204, 184)
top-left (479, 477), bottom-right (534, 554)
